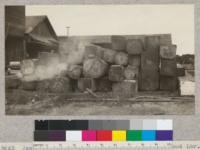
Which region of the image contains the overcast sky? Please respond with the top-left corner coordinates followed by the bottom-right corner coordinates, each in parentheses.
top-left (26, 5), bottom-right (194, 55)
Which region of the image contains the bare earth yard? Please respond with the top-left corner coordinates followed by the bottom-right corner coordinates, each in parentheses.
top-left (6, 90), bottom-right (194, 115)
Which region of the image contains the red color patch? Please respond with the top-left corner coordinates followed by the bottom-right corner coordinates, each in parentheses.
top-left (96, 130), bottom-right (112, 141)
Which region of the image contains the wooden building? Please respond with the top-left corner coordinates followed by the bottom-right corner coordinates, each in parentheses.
top-left (5, 6), bottom-right (25, 67)
top-left (25, 16), bottom-right (58, 58)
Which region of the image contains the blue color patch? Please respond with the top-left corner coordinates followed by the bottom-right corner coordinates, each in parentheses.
top-left (142, 130), bottom-right (156, 141)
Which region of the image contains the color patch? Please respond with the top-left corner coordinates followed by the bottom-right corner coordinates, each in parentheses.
top-left (115, 120), bottom-right (130, 130)
top-left (96, 130), bottom-right (112, 141)
top-left (143, 119), bottom-right (157, 130)
top-left (49, 120), bottom-right (66, 130)
top-left (88, 120), bottom-right (103, 130)
top-left (156, 130), bottom-right (173, 141)
top-left (112, 130), bottom-right (126, 141)
top-left (102, 120), bottom-right (116, 130)
top-left (34, 130), bottom-right (49, 141)
top-left (126, 130), bottom-right (142, 141)
top-left (82, 130), bottom-right (96, 141)
top-left (66, 131), bottom-right (82, 141)
top-left (66, 120), bottom-right (88, 130)
top-left (35, 120), bottom-right (49, 130)
top-left (142, 130), bottom-right (156, 141)
top-left (48, 130), bottom-right (66, 141)
top-left (130, 119), bottom-right (143, 130)
top-left (157, 120), bottom-right (173, 130)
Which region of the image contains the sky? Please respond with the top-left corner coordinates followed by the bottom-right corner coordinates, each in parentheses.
top-left (26, 5), bottom-right (194, 55)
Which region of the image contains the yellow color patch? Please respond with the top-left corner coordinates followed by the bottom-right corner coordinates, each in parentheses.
top-left (112, 130), bottom-right (126, 141)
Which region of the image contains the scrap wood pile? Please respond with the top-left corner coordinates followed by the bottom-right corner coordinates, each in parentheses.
top-left (6, 34), bottom-right (185, 99)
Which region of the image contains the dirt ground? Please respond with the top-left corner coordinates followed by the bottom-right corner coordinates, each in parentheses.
top-left (6, 89), bottom-right (194, 115)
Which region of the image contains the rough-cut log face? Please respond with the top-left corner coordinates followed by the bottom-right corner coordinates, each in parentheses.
top-left (126, 39), bottom-right (144, 54)
top-left (114, 52), bottom-right (128, 66)
top-left (112, 80), bottom-right (137, 98)
top-left (160, 76), bottom-right (177, 91)
top-left (78, 78), bottom-right (96, 92)
top-left (144, 36), bottom-right (160, 67)
top-left (83, 57), bottom-right (108, 78)
top-left (160, 58), bottom-right (177, 77)
top-left (109, 65), bottom-right (124, 82)
top-left (49, 77), bottom-right (72, 93)
top-left (128, 55), bottom-right (141, 67)
top-left (160, 45), bottom-right (177, 59)
top-left (21, 59), bottom-right (35, 75)
top-left (67, 65), bottom-right (82, 79)
top-left (140, 66), bottom-right (159, 91)
top-left (84, 44), bottom-right (103, 59)
top-left (111, 35), bottom-right (126, 51)
top-left (95, 78), bottom-right (112, 92)
top-left (102, 48), bottom-right (117, 64)
top-left (140, 36), bottom-right (160, 91)
top-left (124, 65), bottom-right (139, 80)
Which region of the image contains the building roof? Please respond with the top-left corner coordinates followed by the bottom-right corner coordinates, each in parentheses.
top-left (25, 15), bottom-right (46, 34)
top-left (25, 15), bottom-right (57, 39)
top-left (25, 15), bottom-right (58, 47)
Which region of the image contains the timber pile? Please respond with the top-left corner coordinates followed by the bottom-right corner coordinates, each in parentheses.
top-left (6, 34), bottom-right (183, 98)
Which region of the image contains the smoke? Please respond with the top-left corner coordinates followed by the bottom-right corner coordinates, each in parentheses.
top-left (20, 42), bottom-right (87, 82)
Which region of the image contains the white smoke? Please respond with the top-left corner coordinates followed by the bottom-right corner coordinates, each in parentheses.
top-left (21, 42), bottom-right (87, 81)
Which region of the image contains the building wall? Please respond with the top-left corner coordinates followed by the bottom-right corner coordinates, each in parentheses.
top-left (5, 37), bottom-right (25, 64)
top-left (5, 6), bottom-right (25, 38)
top-left (5, 6), bottom-right (25, 66)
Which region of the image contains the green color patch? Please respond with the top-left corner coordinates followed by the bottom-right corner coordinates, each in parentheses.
top-left (126, 130), bottom-right (142, 141)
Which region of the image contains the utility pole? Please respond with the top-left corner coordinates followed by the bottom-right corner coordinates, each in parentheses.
top-left (66, 26), bottom-right (70, 38)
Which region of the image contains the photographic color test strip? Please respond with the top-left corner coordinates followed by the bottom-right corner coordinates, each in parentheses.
top-left (34, 119), bottom-right (173, 141)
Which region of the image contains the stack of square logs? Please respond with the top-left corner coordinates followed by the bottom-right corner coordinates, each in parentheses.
top-left (9, 35), bottom-right (178, 99)
top-left (76, 35), bottom-right (178, 98)
top-left (78, 35), bottom-right (178, 98)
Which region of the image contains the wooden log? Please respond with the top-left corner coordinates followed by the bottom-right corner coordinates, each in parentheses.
top-left (83, 57), bottom-right (108, 78)
top-left (102, 48), bottom-right (117, 64)
top-left (112, 80), bottom-right (137, 98)
top-left (95, 77), bottom-right (112, 92)
top-left (84, 44), bottom-right (103, 59)
top-left (160, 58), bottom-right (177, 76)
top-left (124, 65), bottom-right (139, 80)
top-left (160, 45), bottom-right (177, 59)
top-left (109, 65), bottom-right (124, 82)
top-left (128, 55), bottom-right (140, 67)
top-left (114, 52), bottom-right (128, 66)
top-left (143, 35), bottom-right (160, 67)
top-left (5, 76), bottom-right (21, 89)
top-left (140, 66), bottom-right (159, 91)
top-left (111, 35), bottom-right (126, 51)
top-left (67, 65), bottom-right (82, 79)
top-left (21, 59), bottom-right (35, 75)
top-left (177, 67), bottom-right (185, 77)
top-left (126, 39), bottom-right (143, 54)
top-left (160, 76), bottom-right (177, 91)
top-left (21, 80), bottom-right (38, 91)
top-left (78, 78), bottom-right (96, 92)
top-left (37, 79), bottom-right (51, 92)
top-left (140, 36), bottom-right (160, 91)
top-left (160, 34), bottom-right (172, 46)
top-left (49, 77), bottom-right (72, 93)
